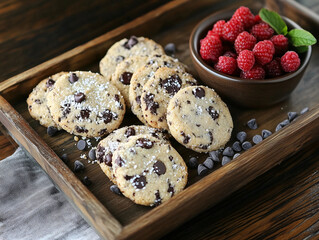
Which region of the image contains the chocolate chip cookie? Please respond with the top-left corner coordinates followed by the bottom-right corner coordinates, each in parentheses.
top-left (167, 86), bottom-right (233, 152)
top-left (27, 72), bottom-right (67, 128)
top-left (141, 67), bottom-right (197, 130)
top-left (112, 134), bottom-right (187, 206)
top-left (99, 36), bottom-right (165, 81)
top-left (47, 71), bottom-right (126, 137)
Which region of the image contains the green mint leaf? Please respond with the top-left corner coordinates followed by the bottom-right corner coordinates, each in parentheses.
top-left (287, 29), bottom-right (317, 47)
top-left (295, 46), bottom-right (309, 53)
top-left (259, 8), bottom-right (287, 35)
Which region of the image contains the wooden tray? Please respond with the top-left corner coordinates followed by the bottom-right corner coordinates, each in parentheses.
top-left (1, 0), bottom-right (319, 239)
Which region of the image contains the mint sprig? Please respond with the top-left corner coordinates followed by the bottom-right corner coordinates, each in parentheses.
top-left (259, 8), bottom-right (317, 53)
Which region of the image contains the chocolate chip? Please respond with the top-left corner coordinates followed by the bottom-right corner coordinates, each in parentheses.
top-left (96, 145), bottom-right (105, 163)
top-left (203, 157), bottom-right (214, 169)
top-left (133, 175), bottom-right (147, 189)
top-left (261, 129), bottom-right (272, 139)
top-left (159, 74), bottom-right (182, 95)
top-left (77, 140), bottom-right (86, 151)
top-left (197, 164), bottom-right (209, 176)
top-left (100, 109), bottom-right (114, 124)
top-left (74, 92), bottom-right (86, 103)
top-left (136, 138), bottom-right (154, 149)
top-left (242, 141), bottom-right (252, 150)
top-left (116, 55), bottom-right (125, 62)
top-left (223, 147), bottom-right (234, 157)
top-left (169, 156), bottom-right (173, 161)
top-left (119, 72), bottom-right (133, 85)
top-left (104, 153), bottom-right (113, 166)
top-left (124, 175), bottom-right (133, 180)
top-left (34, 99), bottom-right (41, 104)
top-left (136, 96), bottom-right (141, 104)
top-left (233, 153), bottom-right (240, 159)
top-left (276, 119), bottom-right (290, 131)
top-left (61, 153), bottom-right (68, 163)
top-left (221, 156), bottom-right (231, 166)
top-left (247, 118), bottom-right (258, 129)
top-left (47, 126), bottom-right (58, 137)
top-left (188, 157), bottom-right (198, 169)
top-left (62, 103), bottom-right (71, 117)
top-left (143, 93), bottom-right (159, 114)
top-left (187, 100), bottom-right (191, 104)
top-left (232, 141), bottom-right (242, 152)
top-left (82, 176), bottom-right (92, 186)
top-left (154, 190), bottom-right (162, 206)
top-left (88, 149), bottom-right (96, 160)
top-left (288, 112), bottom-right (298, 122)
top-left (80, 109), bottom-right (91, 119)
top-left (252, 134), bottom-right (263, 144)
top-left (208, 151), bottom-right (220, 162)
top-left (300, 107), bottom-right (309, 115)
top-left (46, 78), bottom-right (55, 88)
top-left (206, 106), bottom-right (219, 120)
top-left (124, 127), bottom-right (136, 138)
top-left (153, 160), bottom-right (166, 175)
top-left (123, 36), bottom-right (138, 49)
top-left (181, 131), bottom-right (190, 144)
top-left (275, 123), bottom-right (283, 132)
top-left (168, 182), bottom-right (175, 196)
top-left (115, 156), bottom-right (125, 167)
top-left (99, 129), bottom-right (108, 136)
top-left (69, 73), bottom-right (78, 83)
top-left (110, 185), bottom-right (123, 196)
top-left (75, 126), bottom-right (88, 133)
top-left (236, 131), bottom-right (247, 143)
top-left (74, 160), bottom-right (85, 172)
top-left (164, 43), bottom-right (176, 55)
top-left (192, 87), bottom-right (205, 99)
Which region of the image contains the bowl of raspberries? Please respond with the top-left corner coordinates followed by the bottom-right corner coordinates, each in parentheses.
top-left (189, 6), bottom-right (314, 108)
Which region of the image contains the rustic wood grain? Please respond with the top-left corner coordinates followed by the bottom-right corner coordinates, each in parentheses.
top-left (0, 122), bottom-right (18, 160)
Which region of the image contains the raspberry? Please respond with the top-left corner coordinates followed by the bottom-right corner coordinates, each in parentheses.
top-left (222, 18), bottom-right (244, 42)
top-left (254, 14), bottom-right (262, 24)
top-left (200, 35), bottom-right (223, 63)
top-left (271, 34), bottom-right (289, 56)
top-left (234, 31), bottom-right (256, 54)
top-left (265, 58), bottom-right (283, 77)
top-left (251, 23), bottom-right (274, 40)
top-left (253, 40), bottom-right (275, 65)
top-left (214, 56), bottom-right (237, 75)
top-left (281, 51), bottom-right (300, 72)
top-left (237, 50), bottom-right (255, 71)
top-left (223, 51), bottom-right (237, 58)
top-left (232, 6), bottom-right (255, 29)
top-left (212, 20), bottom-right (226, 37)
top-left (240, 65), bottom-right (266, 79)
top-left (206, 30), bottom-right (219, 38)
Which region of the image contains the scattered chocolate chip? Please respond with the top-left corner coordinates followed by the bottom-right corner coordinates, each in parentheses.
top-left (136, 138), bottom-right (154, 149)
top-left (46, 78), bottom-right (55, 88)
top-left (143, 93), bottom-right (159, 114)
top-left (124, 127), bottom-right (136, 138)
top-left (252, 135), bottom-right (263, 144)
top-left (115, 156), bottom-right (125, 167)
top-left (119, 72), bottom-right (133, 85)
top-left (242, 141), bottom-right (252, 150)
top-left (181, 131), bottom-right (190, 144)
top-left (123, 36), bottom-right (138, 49)
top-left (223, 147), bottom-right (234, 157)
top-left (74, 92), bottom-right (86, 103)
top-left (135, 96), bottom-right (141, 104)
top-left (261, 129), bottom-right (272, 139)
top-left (154, 190), bottom-right (162, 206)
top-left (61, 153), bottom-right (68, 163)
top-left (160, 74), bottom-right (182, 95)
top-left (247, 118), bottom-right (258, 129)
top-left (133, 175), bottom-right (147, 189)
top-left (82, 176), bottom-right (92, 186)
top-left (288, 112), bottom-right (298, 122)
top-left (300, 107), bottom-right (309, 115)
top-left (69, 73), bottom-right (78, 83)
top-left (34, 99), bottom-right (41, 104)
top-left (276, 119), bottom-right (290, 131)
top-left (203, 157), bottom-right (214, 169)
top-left (88, 149), bottom-right (96, 160)
top-left (62, 103), bottom-right (71, 117)
top-left (169, 156), bottom-right (173, 161)
top-left (110, 184), bottom-right (123, 196)
top-left (208, 151), bottom-right (220, 162)
top-left (75, 126), bottom-right (88, 133)
top-left (197, 164), bottom-right (209, 176)
top-left (222, 156), bottom-right (231, 166)
top-left (233, 153), bottom-right (241, 159)
top-left (232, 141), bottom-right (242, 152)
top-left (104, 153), bottom-right (113, 166)
top-left (80, 109), bottom-right (91, 119)
top-left (206, 106), bottom-right (219, 120)
top-left (99, 129), bottom-right (108, 136)
top-left (74, 160), bottom-right (85, 172)
top-left (236, 131), bottom-right (247, 143)
top-left (164, 43), bottom-right (176, 55)
top-left (77, 140), bottom-right (86, 151)
top-left (192, 87), bottom-right (205, 99)
top-left (168, 182), bottom-right (175, 196)
top-left (188, 157), bottom-right (198, 169)
top-left (96, 145), bottom-right (105, 162)
top-left (47, 126), bottom-right (58, 137)
top-left (153, 160), bottom-right (166, 175)
top-left (116, 55), bottom-right (125, 62)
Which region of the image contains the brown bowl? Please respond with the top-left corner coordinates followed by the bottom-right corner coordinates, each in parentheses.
top-left (189, 9), bottom-right (312, 108)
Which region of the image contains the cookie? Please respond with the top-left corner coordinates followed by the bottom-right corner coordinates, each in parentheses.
top-left (27, 72), bottom-right (67, 128)
top-left (141, 67), bottom-right (197, 130)
top-left (167, 86), bottom-right (233, 152)
top-left (47, 71), bottom-right (126, 137)
top-left (99, 36), bottom-right (165, 81)
top-left (96, 125), bottom-right (168, 183)
top-left (129, 55), bottom-right (187, 124)
top-left (111, 56), bottom-right (149, 108)
top-left (112, 134), bottom-right (187, 206)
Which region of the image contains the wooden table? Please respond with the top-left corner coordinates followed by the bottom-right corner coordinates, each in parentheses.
top-left (1, 0), bottom-right (319, 239)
